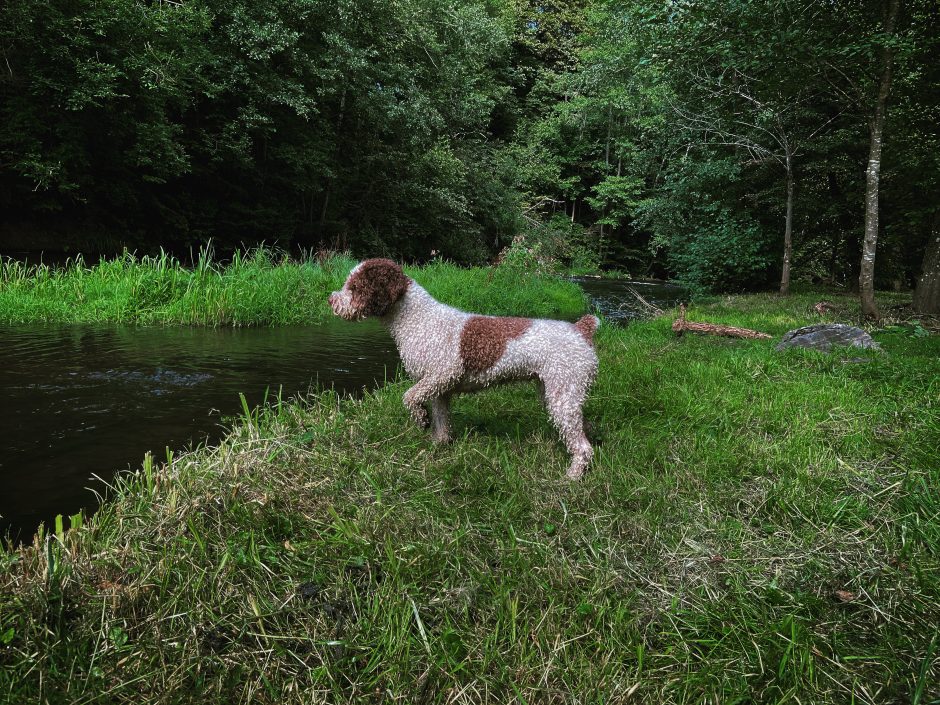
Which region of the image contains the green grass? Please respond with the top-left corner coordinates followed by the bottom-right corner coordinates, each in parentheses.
top-left (0, 249), bottom-right (588, 325)
top-left (1, 289), bottom-right (938, 704)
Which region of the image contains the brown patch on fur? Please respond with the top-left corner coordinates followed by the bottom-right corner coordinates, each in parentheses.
top-left (347, 259), bottom-right (411, 317)
top-left (573, 315), bottom-right (598, 345)
top-left (460, 315), bottom-right (531, 372)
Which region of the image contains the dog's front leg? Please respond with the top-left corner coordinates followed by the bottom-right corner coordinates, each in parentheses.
top-left (403, 378), bottom-right (447, 430)
top-left (430, 395), bottom-right (452, 444)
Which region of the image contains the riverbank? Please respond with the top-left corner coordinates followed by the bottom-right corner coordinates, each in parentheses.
top-left (0, 250), bottom-right (588, 325)
top-left (2, 289), bottom-right (939, 703)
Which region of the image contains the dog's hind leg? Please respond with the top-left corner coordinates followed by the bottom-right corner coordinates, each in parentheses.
top-left (542, 375), bottom-right (594, 480)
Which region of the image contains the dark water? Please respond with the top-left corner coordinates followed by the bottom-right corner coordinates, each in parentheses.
top-left (1, 321), bottom-right (398, 542)
top-left (0, 278), bottom-right (683, 543)
top-left (573, 277), bottom-right (687, 322)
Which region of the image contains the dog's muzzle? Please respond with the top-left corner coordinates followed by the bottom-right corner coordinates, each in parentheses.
top-left (328, 291), bottom-right (361, 320)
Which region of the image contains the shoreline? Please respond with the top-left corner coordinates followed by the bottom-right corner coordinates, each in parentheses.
top-left (0, 251), bottom-right (589, 326)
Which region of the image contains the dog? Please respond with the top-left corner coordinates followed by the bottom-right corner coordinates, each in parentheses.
top-left (328, 259), bottom-right (599, 479)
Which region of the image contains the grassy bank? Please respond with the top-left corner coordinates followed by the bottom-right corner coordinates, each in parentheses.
top-left (0, 250), bottom-right (587, 325)
top-left (2, 289), bottom-right (939, 704)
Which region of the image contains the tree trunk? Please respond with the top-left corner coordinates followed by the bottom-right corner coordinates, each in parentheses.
top-left (780, 156), bottom-right (794, 296)
top-left (859, 0), bottom-right (901, 320)
top-left (318, 185), bottom-right (331, 233)
top-left (913, 211), bottom-right (940, 313)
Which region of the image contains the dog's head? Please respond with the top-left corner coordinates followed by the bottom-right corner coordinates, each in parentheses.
top-left (328, 259), bottom-right (411, 320)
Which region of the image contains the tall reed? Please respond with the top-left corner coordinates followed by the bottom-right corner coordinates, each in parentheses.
top-left (0, 249), bottom-right (587, 326)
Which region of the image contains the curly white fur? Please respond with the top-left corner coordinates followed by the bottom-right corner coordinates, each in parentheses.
top-left (330, 260), bottom-right (599, 479)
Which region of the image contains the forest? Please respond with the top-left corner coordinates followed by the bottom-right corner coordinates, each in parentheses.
top-left (1, 0), bottom-right (938, 312)
top-left (2, 3), bottom-right (940, 701)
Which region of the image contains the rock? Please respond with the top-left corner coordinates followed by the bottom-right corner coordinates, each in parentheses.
top-left (775, 323), bottom-right (881, 352)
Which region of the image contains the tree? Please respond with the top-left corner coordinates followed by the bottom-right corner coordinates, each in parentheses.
top-left (859, 0), bottom-right (902, 320)
top-left (645, 0), bottom-right (862, 296)
top-left (509, 0), bottom-right (938, 295)
top-left (670, 77), bottom-right (835, 296)
top-left (2, 0), bottom-right (937, 288)
top-left (0, 0), bottom-right (521, 260)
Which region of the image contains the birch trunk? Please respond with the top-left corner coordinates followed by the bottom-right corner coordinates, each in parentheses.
top-left (859, 0), bottom-right (901, 320)
top-left (780, 156), bottom-right (794, 296)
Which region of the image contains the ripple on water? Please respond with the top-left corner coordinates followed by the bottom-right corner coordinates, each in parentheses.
top-left (0, 320), bottom-right (399, 542)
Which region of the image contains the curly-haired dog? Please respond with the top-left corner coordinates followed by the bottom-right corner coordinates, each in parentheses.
top-left (328, 259), bottom-right (599, 479)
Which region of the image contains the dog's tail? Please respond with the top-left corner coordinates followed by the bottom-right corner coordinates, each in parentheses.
top-left (573, 314), bottom-right (600, 346)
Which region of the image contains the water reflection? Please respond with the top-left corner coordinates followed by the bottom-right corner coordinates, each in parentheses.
top-left (572, 277), bottom-right (686, 322)
top-left (0, 321), bottom-right (398, 541)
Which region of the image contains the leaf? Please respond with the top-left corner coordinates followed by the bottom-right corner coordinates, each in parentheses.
top-left (110, 626), bottom-right (129, 648)
top-left (833, 589), bottom-right (856, 603)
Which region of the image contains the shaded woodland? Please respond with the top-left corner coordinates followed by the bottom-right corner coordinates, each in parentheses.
top-left (1, 0), bottom-right (937, 310)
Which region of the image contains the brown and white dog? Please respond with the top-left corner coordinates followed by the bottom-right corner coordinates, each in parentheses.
top-left (328, 259), bottom-right (599, 479)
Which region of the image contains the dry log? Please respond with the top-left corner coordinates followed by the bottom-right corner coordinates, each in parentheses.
top-left (672, 304), bottom-right (772, 340)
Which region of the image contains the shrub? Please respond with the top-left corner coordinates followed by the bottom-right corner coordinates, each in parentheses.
top-left (497, 215), bottom-right (602, 275)
top-left (654, 207), bottom-right (774, 295)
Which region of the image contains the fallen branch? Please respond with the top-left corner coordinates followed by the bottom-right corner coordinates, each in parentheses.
top-left (672, 304), bottom-right (772, 340)
top-left (625, 286), bottom-right (664, 318)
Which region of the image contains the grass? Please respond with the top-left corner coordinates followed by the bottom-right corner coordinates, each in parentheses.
top-left (1, 287), bottom-right (939, 704)
top-left (0, 249), bottom-right (588, 325)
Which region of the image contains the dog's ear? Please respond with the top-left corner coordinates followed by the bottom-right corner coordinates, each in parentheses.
top-left (348, 259), bottom-right (410, 317)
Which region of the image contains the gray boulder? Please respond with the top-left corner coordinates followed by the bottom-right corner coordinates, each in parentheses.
top-left (775, 323), bottom-right (881, 352)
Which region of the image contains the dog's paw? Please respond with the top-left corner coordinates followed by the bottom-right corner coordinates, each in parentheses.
top-left (412, 408), bottom-right (431, 429)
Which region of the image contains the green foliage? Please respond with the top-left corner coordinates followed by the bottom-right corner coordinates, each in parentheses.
top-left (655, 207), bottom-right (773, 295)
top-left (1, 0), bottom-right (937, 291)
top-left (0, 249), bottom-right (586, 325)
top-left (497, 215), bottom-right (601, 275)
top-left (507, 0), bottom-right (939, 289)
top-left (0, 0), bottom-right (520, 260)
top-left (638, 158), bottom-right (776, 292)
